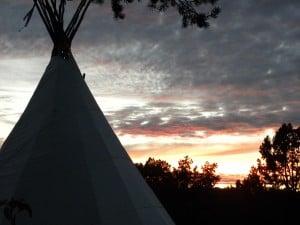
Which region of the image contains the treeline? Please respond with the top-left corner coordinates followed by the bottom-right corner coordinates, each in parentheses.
top-left (134, 123), bottom-right (300, 225)
top-left (136, 123), bottom-right (300, 193)
top-left (135, 155), bottom-right (300, 225)
top-left (136, 156), bottom-right (221, 192)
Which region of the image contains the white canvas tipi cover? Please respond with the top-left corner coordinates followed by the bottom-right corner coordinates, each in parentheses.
top-left (0, 56), bottom-right (175, 225)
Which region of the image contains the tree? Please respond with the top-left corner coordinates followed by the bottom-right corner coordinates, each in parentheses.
top-left (257, 123), bottom-right (300, 191)
top-left (192, 161), bottom-right (220, 190)
top-left (0, 199), bottom-right (32, 225)
top-left (237, 166), bottom-right (264, 193)
top-left (173, 155), bottom-right (194, 190)
top-left (136, 157), bottom-right (174, 190)
top-left (172, 156), bottom-right (220, 190)
top-left (23, 0), bottom-right (220, 57)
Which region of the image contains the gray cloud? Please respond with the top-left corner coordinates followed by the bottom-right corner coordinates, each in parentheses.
top-left (107, 100), bottom-right (300, 137)
top-left (0, 0), bottom-right (299, 136)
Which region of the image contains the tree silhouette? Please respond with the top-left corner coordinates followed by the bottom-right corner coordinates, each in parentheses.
top-left (237, 166), bottom-right (264, 193)
top-left (24, 0), bottom-right (221, 30)
top-left (136, 157), bottom-right (175, 190)
top-left (23, 0), bottom-right (220, 57)
top-left (173, 156), bottom-right (194, 190)
top-left (257, 123), bottom-right (300, 191)
top-left (192, 161), bottom-right (220, 190)
top-left (24, 0), bottom-right (220, 57)
top-left (137, 156), bottom-right (221, 191)
top-left (0, 199), bottom-right (32, 225)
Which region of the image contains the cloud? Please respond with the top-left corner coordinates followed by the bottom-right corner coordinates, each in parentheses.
top-left (106, 100), bottom-right (299, 138)
top-left (0, 0), bottom-right (299, 148)
top-left (200, 144), bottom-right (259, 157)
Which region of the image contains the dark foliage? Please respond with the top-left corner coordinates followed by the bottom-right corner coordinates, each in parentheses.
top-left (236, 166), bottom-right (264, 194)
top-left (105, 0), bottom-right (221, 28)
top-left (24, 0), bottom-right (220, 33)
top-left (0, 199), bottom-right (32, 225)
top-left (236, 123), bottom-right (300, 192)
top-left (257, 123), bottom-right (300, 191)
top-left (136, 156), bottom-right (220, 193)
top-left (136, 156), bottom-right (300, 225)
top-left (23, 0), bottom-right (220, 57)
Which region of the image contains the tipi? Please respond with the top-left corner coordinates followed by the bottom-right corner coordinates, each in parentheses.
top-left (0, 1), bottom-right (175, 225)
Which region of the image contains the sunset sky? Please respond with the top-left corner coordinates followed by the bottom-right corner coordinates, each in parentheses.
top-left (0, 0), bottom-right (299, 184)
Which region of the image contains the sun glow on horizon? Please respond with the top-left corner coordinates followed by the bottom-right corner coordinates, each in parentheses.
top-left (117, 127), bottom-right (275, 176)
